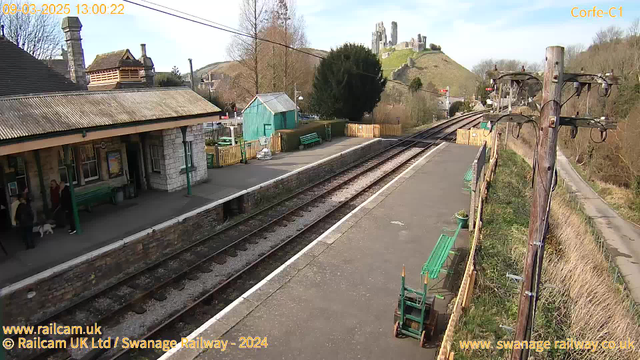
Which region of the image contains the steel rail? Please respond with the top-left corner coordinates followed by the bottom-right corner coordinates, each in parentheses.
top-left (105, 113), bottom-right (484, 360)
top-left (15, 112), bottom-right (482, 360)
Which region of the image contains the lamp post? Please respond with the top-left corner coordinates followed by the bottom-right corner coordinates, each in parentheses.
top-left (294, 83), bottom-right (303, 127)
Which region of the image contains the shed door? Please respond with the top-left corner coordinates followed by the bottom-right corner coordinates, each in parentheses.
top-left (264, 123), bottom-right (273, 137)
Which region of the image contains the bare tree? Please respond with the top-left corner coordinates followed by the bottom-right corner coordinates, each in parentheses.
top-left (564, 44), bottom-right (585, 70)
top-left (593, 25), bottom-right (624, 45)
top-left (261, 0), bottom-right (308, 98)
top-left (629, 18), bottom-right (640, 38)
top-left (471, 59), bottom-right (495, 80)
top-left (227, 0), bottom-right (268, 97)
top-left (0, 0), bottom-right (63, 59)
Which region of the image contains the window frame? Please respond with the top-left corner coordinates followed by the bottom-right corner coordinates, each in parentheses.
top-left (180, 141), bottom-right (193, 169)
top-left (79, 144), bottom-right (100, 182)
top-left (150, 145), bottom-right (162, 173)
top-left (58, 148), bottom-right (78, 185)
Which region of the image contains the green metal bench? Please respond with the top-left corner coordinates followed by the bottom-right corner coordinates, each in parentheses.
top-left (299, 133), bottom-right (322, 149)
top-left (217, 137), bottom-right (234, 146)
top-left (76, 186), bottom-right (116, 212)
top-left (422, 223), bottom-right (462, 279)
top-left (463, 166), bottom-right (473, 192)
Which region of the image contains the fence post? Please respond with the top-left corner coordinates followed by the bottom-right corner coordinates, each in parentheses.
top-left (469, 159), bottom-right (477, 230)
top-left (214, 145), bottom-right (220, 168)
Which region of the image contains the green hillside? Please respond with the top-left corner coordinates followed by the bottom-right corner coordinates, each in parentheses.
top-left (381, 51), bottom-right (479, 98)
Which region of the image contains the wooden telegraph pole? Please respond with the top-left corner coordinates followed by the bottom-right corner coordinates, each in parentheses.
top-left (511, 46), bottom-right (564, 360)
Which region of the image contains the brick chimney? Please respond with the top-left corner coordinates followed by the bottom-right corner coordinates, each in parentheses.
top-left (61, 17), bottom-right (87, 88)
top-left (139, 43), bottom-right (155, 87)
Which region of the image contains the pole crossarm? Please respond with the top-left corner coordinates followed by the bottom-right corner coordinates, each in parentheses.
top-left (560, 116), bottom-right (617, 129)
top-left (489, 71), bottom-right (542, 83)
top-left (563, 72), bottom-right (620, 86)
top-left (483, 113), bottom-right (617, 130)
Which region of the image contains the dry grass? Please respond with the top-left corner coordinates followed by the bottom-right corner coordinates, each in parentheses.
top-left (508, 126), bottom-right (640, 359)
top-left (592, 179), bottom-right (640, 225)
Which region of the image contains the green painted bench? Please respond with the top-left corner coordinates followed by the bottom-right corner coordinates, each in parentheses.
top-left (422, 223), bottom-right (462, 279)
top-left (299, 133), bottom-right (322, 150)
top-left (76, 186), bottom-right (116, 212)
top-left (463, 166), bottom-right (473, 193)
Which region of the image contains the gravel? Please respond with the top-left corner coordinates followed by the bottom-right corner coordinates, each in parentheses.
top-left (67, 144), bottom-right (425, 359)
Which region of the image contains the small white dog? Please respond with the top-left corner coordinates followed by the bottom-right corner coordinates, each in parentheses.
top-left (33, 223), bottom-right (56, 238)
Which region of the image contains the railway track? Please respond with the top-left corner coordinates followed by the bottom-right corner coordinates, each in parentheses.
top-left (7, 112), bottom-right (483, 360)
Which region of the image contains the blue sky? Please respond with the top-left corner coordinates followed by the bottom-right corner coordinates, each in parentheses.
top-left (40, 0), bottom-right (639, 72)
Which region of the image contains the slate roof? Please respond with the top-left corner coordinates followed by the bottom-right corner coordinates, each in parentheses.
top-left (86, 49), bottom-right (144, 72)
top-left (243, 92), bottom-right (296, 114)
top-left (43, 58), bottom-right (70, 79)
top-left (0, 36), bottom-right (81, 96)
top-left (0, 87), bottom-right (221, 142)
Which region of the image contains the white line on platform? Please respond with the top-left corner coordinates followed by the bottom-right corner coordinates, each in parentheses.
top-left (0, 139), bottom-right (380, 297)
top-left (159, 141), bottom-right (447, 360)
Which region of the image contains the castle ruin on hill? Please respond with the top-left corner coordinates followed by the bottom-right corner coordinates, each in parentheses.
top-left (371, 21), bottom-right (426, 56)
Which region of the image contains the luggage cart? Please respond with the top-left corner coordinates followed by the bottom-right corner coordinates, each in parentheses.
top-left (393, 266), bottom-right (438, 348)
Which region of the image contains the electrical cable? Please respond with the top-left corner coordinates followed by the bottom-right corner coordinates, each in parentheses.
top-left (123, 0), bottom-right (446, 97)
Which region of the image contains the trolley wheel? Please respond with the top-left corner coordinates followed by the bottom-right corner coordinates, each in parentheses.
top-left (419, 330), bottom-right (427, 348)
top-left (393, 321), bottom-right (401, 338)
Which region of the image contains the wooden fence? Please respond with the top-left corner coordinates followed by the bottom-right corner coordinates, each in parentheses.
top-left (437, 140), bottom-right (498, 360)
top-left (456, 128), bottom-right (493, 147)
top-left (345, 123), bottom-right (402, 138)
top-left (205, 134), bottom-right (282, 168)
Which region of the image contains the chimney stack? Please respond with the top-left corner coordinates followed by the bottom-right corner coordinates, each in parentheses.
top-left (61, 17), bottom-right (87, 89)
top-left (138, 43), bottom-right (155, 87)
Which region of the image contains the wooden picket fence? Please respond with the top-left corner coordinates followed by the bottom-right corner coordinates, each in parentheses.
top-left (345, 123), bottom-right (402, 138)
top-left (437, 140), bottom-right (498, 360)
top-left (456, 128), bottom-right (493, 147)
top-left (205, 134), bottom-right (282, 167)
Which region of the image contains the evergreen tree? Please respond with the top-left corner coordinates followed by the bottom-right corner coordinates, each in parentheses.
top-left (310, 43), bottom-right (386, 121)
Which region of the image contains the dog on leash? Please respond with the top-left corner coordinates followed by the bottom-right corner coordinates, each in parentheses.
top-left (33, 223), bottom-right (56, 237)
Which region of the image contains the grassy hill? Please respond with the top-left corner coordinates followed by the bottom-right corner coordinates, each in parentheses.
top-left (193, 47), bottom-right (328, 80)
top-left (381, 50), bottom-right (479, 98)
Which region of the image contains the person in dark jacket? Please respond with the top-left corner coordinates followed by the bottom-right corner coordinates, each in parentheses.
top-left (60, 181), bottom-right (76, 234)
top-left (14, 194), bottom-right (35, 249)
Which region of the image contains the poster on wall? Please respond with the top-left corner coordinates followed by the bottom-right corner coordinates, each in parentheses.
top-left (7, 182), bottom-right (18, 196)
top-left (107, 150), bottom-right (123, 179)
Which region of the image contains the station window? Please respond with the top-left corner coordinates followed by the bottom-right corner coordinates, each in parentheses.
top-left (58, 148), bottom-right (78, 184)
top-left (79, 144), bottom-right (99, 181)
top-left (180, 141), bottom-right (193, 169)
top-left (151, 145), bottom-right (162, 173)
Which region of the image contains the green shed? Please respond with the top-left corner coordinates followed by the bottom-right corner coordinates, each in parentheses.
top-left (242, 92), bottom-right (297, 141)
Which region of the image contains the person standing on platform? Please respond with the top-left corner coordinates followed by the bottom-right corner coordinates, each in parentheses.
top-left (50, 180), bottom-right (61, 223)
top-left (60, 181), bottom-right (76, 235)
top-left (14, 194), bottom-right (35, 249)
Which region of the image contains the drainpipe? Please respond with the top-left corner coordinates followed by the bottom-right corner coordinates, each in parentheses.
top-left (63, 145), bottom-right (82, 234)
top-left (180, 126), bottom-right (192, 196)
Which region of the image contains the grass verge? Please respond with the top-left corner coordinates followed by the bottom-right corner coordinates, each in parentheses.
top-left (569, 160), bottom-right (640, 225)
top-left (452, 148), bottom-right (640, 360)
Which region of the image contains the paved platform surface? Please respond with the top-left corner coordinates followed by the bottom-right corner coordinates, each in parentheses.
top-left (167, 143), bottom-right (479, 360)
top-left (0, 137), bottom-right (371, 287)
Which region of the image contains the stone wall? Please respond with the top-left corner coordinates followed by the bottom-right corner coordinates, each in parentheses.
top-left (0, 138), bottom-right (388, 326)
top-left (0, 202), bottom-right (224, 326)
top-left (162, 124), bottom-right (207, 192)
top-left (0, 138), bottom-right (130, 222)
top-left (242, 139), bottom-right (389, 213)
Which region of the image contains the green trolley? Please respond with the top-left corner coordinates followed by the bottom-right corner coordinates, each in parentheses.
top-left (393, 266), bottom-right (438, 348)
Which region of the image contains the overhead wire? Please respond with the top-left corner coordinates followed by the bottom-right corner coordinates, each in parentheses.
top-left (123, 0), bottom-right (446, 97)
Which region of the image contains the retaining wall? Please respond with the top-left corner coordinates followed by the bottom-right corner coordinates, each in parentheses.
top-left (0, 138), bottom-right (389, 326)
